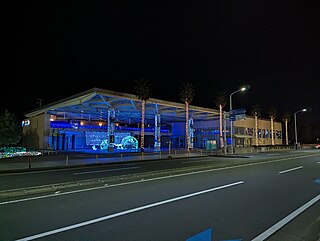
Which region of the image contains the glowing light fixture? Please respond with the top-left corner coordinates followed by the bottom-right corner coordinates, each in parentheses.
top-left (294, 108), bottom-right (309, 148)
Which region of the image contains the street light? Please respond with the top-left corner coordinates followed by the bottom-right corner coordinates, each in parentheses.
top-left (294, 108), bottom-right (307, 149)
top-left (229, 85), bottom-right (249, 153)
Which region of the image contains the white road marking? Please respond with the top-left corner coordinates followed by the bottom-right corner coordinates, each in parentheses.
top-left (0, 169), bottom-right (239, 205)
top-left (73, 166), bottom-right (139, 175)
top-left (278, 166), bottom-right (303, 174)
top-left (12, 181), bottom-right (244, 241)
top-left (251, 193), bottom-right (320, 241)
top-left (1, 154), bottom-right (318, 205)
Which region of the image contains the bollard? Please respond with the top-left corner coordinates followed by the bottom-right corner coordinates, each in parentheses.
top-left (175, 150), bottom-right (177, 157)
top-left (200, 150), bottom-right (202, 156)
top-left (120, 153), bottom-right (123, 162)
top-left (65, 155), bottom-right (69, 166)
top-left (159, 151), bottom-right (161, 158)
top-left (29, 157), bottom-right (31, 169)
top-left (96, 154), bottom-right (98, 164)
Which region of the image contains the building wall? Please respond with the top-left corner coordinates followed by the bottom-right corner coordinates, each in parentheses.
top-left (23, 112), bottom-right (283, 150)
top-left (171, 116), bottom-right (283, 148)
top-left (22, 114), bottom-right (48, 149)
top-left (234, 116), bottom-right (282, 145)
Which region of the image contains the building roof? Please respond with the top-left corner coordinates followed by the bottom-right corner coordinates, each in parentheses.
top-left (25, 88), bottom-right (220, 125)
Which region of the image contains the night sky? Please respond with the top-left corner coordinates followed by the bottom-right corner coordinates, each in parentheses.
top-left (4, 1), bottom-right (320, 142)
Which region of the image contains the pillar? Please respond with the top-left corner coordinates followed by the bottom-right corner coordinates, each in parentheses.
top-left (154, 113), bottom-right (161, 151)
top-left (108, 109), bottom-right (115, 151)
top-left (188, 117), bottom-right (194, 149)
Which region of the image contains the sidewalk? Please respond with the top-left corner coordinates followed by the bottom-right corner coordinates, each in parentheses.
top-left (0, 149), bottom-right (210, 172)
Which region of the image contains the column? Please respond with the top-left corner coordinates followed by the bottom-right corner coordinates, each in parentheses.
top-left (154, 113), bottom-right (161, 151)
top-left (188, 117), bottom-right (194, 149)
top-left (271, 117), bottom-right (274, 145)
top-left (108, 109), bottom-right (115, 151)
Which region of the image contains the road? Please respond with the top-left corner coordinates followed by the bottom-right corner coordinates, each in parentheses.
top-left (0, 150), bottom-right (319, 241)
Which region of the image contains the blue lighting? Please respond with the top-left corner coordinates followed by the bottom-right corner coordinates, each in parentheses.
top-left (121, 136), bottom-right (138, 149)
top-left (85, 131), bottom-right (108, 146)
top-left (50, 121), bottom-right (107, 130)
top-left (50, 121), bottom-right (169, 132)
top-left (22, 120), bottom-right (30, 127)
top-left (115, 126), bottom-right (169, 133)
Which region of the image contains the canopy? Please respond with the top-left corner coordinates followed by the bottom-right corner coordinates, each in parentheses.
top-left (25, 88), bottom-right (220, 125)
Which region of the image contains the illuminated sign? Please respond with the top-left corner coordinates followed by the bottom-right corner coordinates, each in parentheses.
top-left (22, 120), bottom-right (30, 127)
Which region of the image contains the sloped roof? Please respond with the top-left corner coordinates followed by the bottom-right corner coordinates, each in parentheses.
top-left (25, 88), bottom-right (220, 125)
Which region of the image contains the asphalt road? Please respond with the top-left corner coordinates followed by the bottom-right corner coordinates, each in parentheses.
top-left (0, 150), bottom-right (315, 191)
top-left (0, 151), bottom-right (319, 241)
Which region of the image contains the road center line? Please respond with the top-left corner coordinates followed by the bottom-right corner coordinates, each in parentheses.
top-left (13, 181), bottom-right (244, 241)
top-left (251, 193), bottom-right (320, 241)
top-left (73, 166), bottom-right (139, 175)
top-left (278, 166), bottom-right (303, 174)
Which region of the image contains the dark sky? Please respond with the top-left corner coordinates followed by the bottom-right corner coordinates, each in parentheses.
top-left (4, 1), bottom-right (320, 141)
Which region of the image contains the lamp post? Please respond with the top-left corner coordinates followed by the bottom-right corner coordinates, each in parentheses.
top-left (229, 86), bottom-right (248, 153)
top-left (294, 108), bottom-right (307, 149)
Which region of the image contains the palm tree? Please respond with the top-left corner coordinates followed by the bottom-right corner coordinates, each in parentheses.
top-left (179, 82), bottom-right (195, 150)
top-left (133, 78), bottom-right (152, 152)
top-left (215, 91), bottom-right (227, 148)
top-left (282, 112), bottom-right (291, 145)
top-left (250, 104), bottom-right (262, 146)
top-left (267, 107), bottom-right (277, 146)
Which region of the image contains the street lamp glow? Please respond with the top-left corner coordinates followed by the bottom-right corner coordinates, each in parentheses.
top-left (294, 108), bottom-right (309, 148)
top-left (229, 85), bottom-right (249, 153)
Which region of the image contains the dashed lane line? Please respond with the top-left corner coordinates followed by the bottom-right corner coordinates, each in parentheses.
top-left (12, 181), bottom-right (244, 241)
top-left (278, 166), bottom-right (303, 174)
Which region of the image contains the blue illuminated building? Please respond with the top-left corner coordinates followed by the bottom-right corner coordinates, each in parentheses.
top-left (22, 88), bottom-right (283, 151)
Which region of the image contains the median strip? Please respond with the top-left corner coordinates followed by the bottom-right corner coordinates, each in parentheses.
top-left (1, 153), bottom-right (318, 202)
top-left (73, 166), bottom-right (139, 175)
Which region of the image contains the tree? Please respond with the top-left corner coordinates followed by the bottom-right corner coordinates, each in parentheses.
top-left (215, 91), bottom-right (227, 148)
top-left (133, 78), bottom-right (152, 152)
top-left (282, 112), bottom-right (291, 145)
top-left (267, 107), bottom-right (277, 146)
top-left (0, 110), bottom-right (22, 146)
top-left (179, 82), bottom-right (195, 150)
top-left (250, 104), bottom-right (262, 146)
